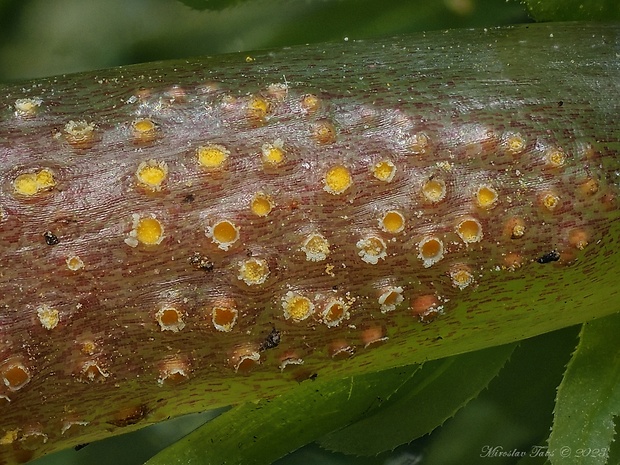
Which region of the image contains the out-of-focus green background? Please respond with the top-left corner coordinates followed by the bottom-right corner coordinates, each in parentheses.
top-left (2, 1), bottom-right (550, 464)
top-left (0, 0), bottom-right (529, 81)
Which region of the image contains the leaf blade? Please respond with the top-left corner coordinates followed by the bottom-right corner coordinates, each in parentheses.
top-left (549, 313), bottom-right (620, 465)
top-left (144, 364), bottom-right (419, 465)
top-left (318, 342), bottom-right (516, 456)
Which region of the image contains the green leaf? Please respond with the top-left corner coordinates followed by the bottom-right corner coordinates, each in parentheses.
top-left (318, 343), bottom-right (516, 456)
top-left (144, 364), bottom-right (420, 465)
top-left (524, 0), bottom-right (620, 21)
top-left (548, 313), bottom-right (620, 465)
top-left (420, 326), bottom-right (578, 465)
top-left (175, 0), bottom-right (245, 11)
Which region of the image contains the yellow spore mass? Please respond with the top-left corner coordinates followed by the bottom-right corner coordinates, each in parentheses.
top-left (250, 192), bottom-right (274, 217)
top-left (282, 292), bottom-right (314, 322)
top-left (238, 258), bottom-right (270, 286)
top-left (324, 165), bottom-right (352, 194)
top-left (372, 160), bottom-right (396, 182)
top-left (136, 160), bottom-right (168, 190)
top-left (261, 140), bottom-right (285, 166)
top-left (476, 185), bottom-right (498, 209)
top-left (197, 144), bottom-right (230, 169)
top-left (135, 217), bottom-right (164, 245)
top-left (380, 210), bottom-right (405, 234)
top-left (13, 169), bottom-right (56, 196)
top-left (209, 220), bottom-right (240, 250)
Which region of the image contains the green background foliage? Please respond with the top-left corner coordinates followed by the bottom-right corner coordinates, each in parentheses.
top-left (0, 0), bottom-right (529, 81)
top-left (1, 1), bottom-right (618, 465)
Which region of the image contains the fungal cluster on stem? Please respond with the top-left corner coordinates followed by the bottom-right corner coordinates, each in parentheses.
top-left (0, 22), bottom-right (617, 464)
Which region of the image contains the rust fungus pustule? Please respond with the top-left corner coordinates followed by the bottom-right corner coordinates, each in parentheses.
top-left (324, 165), bottom-right (353, 195)
top-left (312, 120), bottom-right (337, 144)
top-left (110, 404), bottom-right (149, 428)
top-left (79, 340), bottom-right (97, 356)
top-left (36, 304), bottom-right (60, 330)
top-left (238, 258), bottom-right (270, 286)
top-left (412, 294), bottom-right (444, 323)
top-left (541, 192), bottom-right (561, 211)
top-left (545, 148), bottom-right (566, 168)
top-left (0, 429), bottom-right (19, 446)
top-left (13, 168), bottom-right (56, 197)
top-left (211, 301), bottom-right (238, 332)
top-left (503, 252), bottom-right (524, 271)
top-left (155, 307), bottom-right (185, 332)
top-left (361, 326), bottom-right (388, 348)
top-left (132, 118), bottom-right (158, 144)
top-left (568, 228), bottom-right (589, 250)
top-left (266, 83), bottom-right (288, 101)
top-left (19, 429), bottom-right (48, 451)
top-left (136, 159), bottom-right (168, 191)
top-left (449, 264), bottom-right (474, 290)
top-left (321, 298), bottom-right (350, 327)
top-left (356, 236), bottom-right (387, 264)
top-left (578, 178), bottom-right (599, 196)
top-left (475, 184), bottom-right (499, 209)
top-left (64, 120), bottom-right (96, 148)
top-left (502, 132), bottom-right (527, 155)
top-left (422, 178), bottom-right (446, 203)
top-left (378, 286), bottom-right (404, 313)
top-left (158, 357), bottom-right (190, 386)
top-left (407, 132), bottom-right (430, 154)
top-left (418, 236), bottom-right (444, 268)
top-left (230, 346), bottom-right (261, 374)
top-left (282, 291), bottom-right (314, 322)
top-left (125, 214), bottom-right (164, 247)
top-left (261, 139), bottom-right (285, 167)
top-left (279, 354), bottom-right (304, 372)
top-left (1, 361), bottom-right (31, 391)
top-left (504, 217), bottom-right (526, 239)
top-left (14, 97), bottom-right (43, 118)
top-left (66, 255), bottom-right (85, 271)
top-left (250, 192), bottom-right (274, 217)
top-left (372, 160), bottom-right (396, 182)
top-left (61, 420), bottom-right (90, 436)
top-left (79, 361), bottom-right (109, 383)
top-left (456, 218), bottom-right (483, 244)
top-left (197, 144), bottom-right (230, 169)
top-left (301, 233), bottom-right (330, 261)
top-left (329, 340), bottom-right (356, 360)
top-left (379, 210), bottom-right (405, 234)
top-left (301, 94), bottom-right (320, 113)
top-left (207, 220), bottom-right (240, 251)
top-left (247, 95), bottom-right (270, 120)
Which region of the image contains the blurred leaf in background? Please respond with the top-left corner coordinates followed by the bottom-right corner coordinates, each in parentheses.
top-left (525, 0), bottom-right (620, 21)
top-left (0, 0), bottom-right (529, 81)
